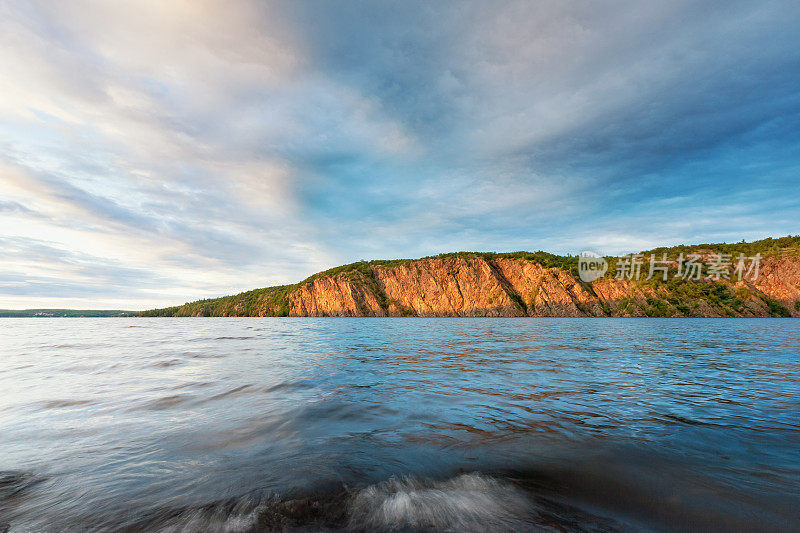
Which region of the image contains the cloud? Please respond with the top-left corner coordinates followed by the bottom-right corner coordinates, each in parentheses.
top-left (0, 0), bottom-right (798, 308)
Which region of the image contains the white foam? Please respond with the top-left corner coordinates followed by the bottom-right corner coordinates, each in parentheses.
top-left (349, 473), bottom-right (535, 531)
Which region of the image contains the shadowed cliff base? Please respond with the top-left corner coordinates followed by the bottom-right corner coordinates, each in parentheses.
top-left (142, 236), bottom-right (800, 318)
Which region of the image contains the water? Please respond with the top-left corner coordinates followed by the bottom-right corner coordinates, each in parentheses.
top-left (0, 318), bottom-right (798, 532)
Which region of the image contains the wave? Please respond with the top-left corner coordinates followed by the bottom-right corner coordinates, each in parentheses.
top-left (0, 471), bottom-right (44, 532)
top-left (106, 473), bottom-right (613, 532)
top-left (37, 399), bottom-right (96, 409)
top-left (348, 473), bottom-right (535, 531)
top-left (0, 471), bottom-right (39, 500)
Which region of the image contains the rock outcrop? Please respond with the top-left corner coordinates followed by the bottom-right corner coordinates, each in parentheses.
top-left (140, 237), bottom-right (800, 318)
top-left (372, 256), bottom-right (519, 317)
top-left (280, 254), bottom-right (800, 318)
top-left (288, 273), bottom-right (386, 317)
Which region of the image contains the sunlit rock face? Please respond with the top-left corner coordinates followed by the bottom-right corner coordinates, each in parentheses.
top-left (282, 255), bottom-right (800, 318)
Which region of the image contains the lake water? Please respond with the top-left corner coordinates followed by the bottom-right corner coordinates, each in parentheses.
top-left (0, 318), bottom-right (798, 532)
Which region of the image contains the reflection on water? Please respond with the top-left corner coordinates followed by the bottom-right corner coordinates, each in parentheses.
top-left (0, 318), bottom-right (799, 531)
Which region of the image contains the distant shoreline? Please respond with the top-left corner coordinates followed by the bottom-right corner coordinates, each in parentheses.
top-left (0, 310), bottom-right (135, 318)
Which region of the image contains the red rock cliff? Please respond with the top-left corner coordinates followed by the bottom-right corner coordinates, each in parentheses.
top-left (284, 254), bottom-right (800, 318)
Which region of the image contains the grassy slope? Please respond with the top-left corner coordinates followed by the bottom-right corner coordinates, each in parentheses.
top-left (140, 235), bottom-right (800, 317)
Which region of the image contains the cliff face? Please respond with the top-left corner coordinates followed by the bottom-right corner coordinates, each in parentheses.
top-left (752, 255), bottom-right (800, 302)
top-left (491, 258), bottom-right (605, 317)
top-left (281, 255), bottom-right (800, 318)
top-left (287, 273), bottom-right (386, 317)
top-left (140, 236), bottom-right (800, 318)
top-left (372, 256), bottom-right (520, 317)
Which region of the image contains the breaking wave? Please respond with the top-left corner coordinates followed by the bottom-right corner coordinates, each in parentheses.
top-left (113, 473), bottom-right (614, 532)
top-left (349, 473), bottom-right (534, 531)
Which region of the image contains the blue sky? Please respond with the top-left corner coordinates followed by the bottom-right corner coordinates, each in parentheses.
top-left (1, 1), bottom-right (799, 309)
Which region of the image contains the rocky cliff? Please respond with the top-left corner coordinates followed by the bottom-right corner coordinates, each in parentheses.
top-left (141, 236), bottom-right (800, 318)
top-left (284, 255), bottom-right (800, 318)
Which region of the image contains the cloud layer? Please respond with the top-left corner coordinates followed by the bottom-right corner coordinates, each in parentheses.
top-left (1, 0), bottom-right (799, 309)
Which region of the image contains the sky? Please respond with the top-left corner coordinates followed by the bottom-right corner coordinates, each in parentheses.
top-left (1, 0), bottom-right (799, 310)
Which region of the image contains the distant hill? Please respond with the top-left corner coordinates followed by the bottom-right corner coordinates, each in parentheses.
top-left (0, 309), bottom-right (135, 317)
top-left (142, 235), bottom-right (800, 318)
